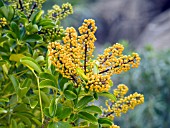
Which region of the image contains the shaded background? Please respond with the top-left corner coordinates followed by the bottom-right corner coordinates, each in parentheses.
top-left (44, 0), bottom-right (170, 127)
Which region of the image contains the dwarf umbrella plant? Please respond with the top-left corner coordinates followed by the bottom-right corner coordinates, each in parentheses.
top-left (0, 0), bottom-right (144, 127)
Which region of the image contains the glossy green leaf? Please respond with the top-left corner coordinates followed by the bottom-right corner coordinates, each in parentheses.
top-left (47, 122), bottom-right (58, 128)
top-left (39, 79), bottom-right (56, 89)
top-left (10, 21), bottom-right (19, 38)
top-left (32, 10), bottom-right (44, 24)
top-left (49, 98), bottom-right (57, 117)
top-left (9, 75), bottom-right (19, 93)
top-left (0, 107), bottom-right (7, 114)
top-left (82, 105), bottom-right (102, 114)
top-left (9, 54), bottom-right (25, 62)
top-left (25, 34), bottom-right (42, 42)
top-left (26, 23), bottom-right (38, 34)
top-left (78, 111), bottom-right (98, 124)
top-left (40, 72), bottom-right (56, 84)
top-left (63, 81), bottom-right (73, 91)
top-left (58, 107), bottom-right (72, 119)
top-left (98, 118), bottom-right (112, 126)
top-left (20, 57), bottom-right (41, 73)
top-left (76, 95), bottom-right (93, 108)
top-left (44, 107), bottom-right (51, 118)
top-left (64, 90), bottom-right (77, 100)
top-left (98, 92), bottom-right (117, 101)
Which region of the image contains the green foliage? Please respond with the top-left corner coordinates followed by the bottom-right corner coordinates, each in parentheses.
top-left (0, 1), bottom-right (143, 128)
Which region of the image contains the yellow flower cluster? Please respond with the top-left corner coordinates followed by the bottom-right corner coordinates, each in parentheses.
top-left (110, 124), bottom-right (120, 128)
top-left (5, 0), bottom-right (46, 13)
top-left (97, 43), bottom-right (141, 75)
top-left (0, 18), bottom-right (7, 28)
top-left (105, 84), bottom-right (144, 117)
top-left (48, 19), bottom-right (141, 93)
top-left (47, 3), bottom-right (73, 20)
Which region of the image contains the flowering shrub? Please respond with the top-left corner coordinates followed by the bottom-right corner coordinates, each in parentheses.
top-left (0, 0), bottom-right (144, 127)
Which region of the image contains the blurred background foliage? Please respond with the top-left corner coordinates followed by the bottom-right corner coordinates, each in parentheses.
top-left (44, 0), bottom-right (170, 127)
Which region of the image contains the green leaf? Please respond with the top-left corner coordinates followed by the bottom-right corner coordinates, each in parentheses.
top-left (13, 113), bottom-right (32, 127)
top-left (8, 6), bottom-right (14, 21)
top-left (31, 117), bottom-right (42, 127)
top-left (32, 10), bottom-right (44, 24)
top-left (9, 54), bottom-right (25, 62)
top-left (63, 81), bottom-right (73, 91)
top-left (34, 90), bottom-right (50, 106)
top-left (0, 98), bottom-right (9, 102)
top-left (49, 98), bottom-right (57, 117)
top-left (10, 21), bottom-right (19, 38)
top-left (64, 90), bottom-right (77, 100)
top-left (93, 92), bottom-right (98, 100)
top-left (57, 121), bottom-right (72, 128)
top-left (30, 101), bottom-right (38, 109)
top-left (0, 107), bottom-right (7, 114)
top-left (38, 20), bottom-right (55, 27)
top-left (26, 23), bottom-right (38, 34)
top-left (98, 118), bottom-right (112, 126)
top-left (0, 0), bottom-right (4, 7)
top-left (78, 111), bottom-right (98, 124)
top-left (47, 122), bottom-right (58, 128)
top-left (82, 105), bottom-right (102, 114)
top-left (10, 119), bottom-right (17, 128)
top-left (20, 57), bottom-right (42, 74)
top-left (21, 78), bottom-right (32, 88)
top-left (98, 92), bottom-right (117, 101)
top-left (76, 68), bottom-right (88, 81)
top-left (76, 95), bottom-right (93, 108)
top-left (9, 75), bottom-right (19, 93)
top-left (18, 87), bottom-right (28, 98)
top-left (58, 107), bottom-right (72, 119)
top-left (39, 79), bottom-right (56, 89)
top-left (93, 63), bottom-right (99, 74)
top-left (25, 34), bottom-right (42, 42)
top-left (44, 107), bottom-right (51, 118)
top-left (40, 72), bottom-right (56, 84)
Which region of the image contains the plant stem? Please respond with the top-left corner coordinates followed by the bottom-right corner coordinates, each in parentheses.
top-left (33, 71), bottom-right (44, 124)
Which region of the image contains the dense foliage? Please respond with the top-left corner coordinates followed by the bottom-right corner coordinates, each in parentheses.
top-left (0, 0), bottom-right (144, 127)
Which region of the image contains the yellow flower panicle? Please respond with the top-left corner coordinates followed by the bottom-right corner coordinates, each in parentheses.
top-left (105, 84), bottom-right (144, 117)
top-left (0, 18), bottom-right (7, 28)
top-left (48, 19), bottom-right (141, 94)
top-left (48, 3), bottom-right (73, 20)
top-left (97, 43), bottom-right (141, 75)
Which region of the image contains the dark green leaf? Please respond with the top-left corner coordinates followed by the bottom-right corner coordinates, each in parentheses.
top-left (40, 72), bottom-right (57, 84)
top-left (98, 118), bottom-right (112, 126)
top-left (21, 78), bottom-right (32, 88)
top-left (49, 98), bottom-right (57, 117)
top-left (58, 107), bottom-right (72, 119)
top-left (64, 90), bottom-right (77, 100)
top-left (82, 105), bottom-right (102, 114)
top-left (77, 95), bottom-right (93, 108)
top-left (9, 75), bottom-right (19, 93)
top-left (78, 111), bottom-right (98, 124)
top-left (34, 90), bottom-right (50, 106)
top-left (32, 10), bottom-right (44, 24)
top-left (39, 79), bottom-right (56, 89)
top-left (10, 21), bottom-right (19, 38)
top-left (24, 34), bottom-right (42, 42)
